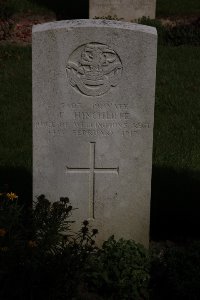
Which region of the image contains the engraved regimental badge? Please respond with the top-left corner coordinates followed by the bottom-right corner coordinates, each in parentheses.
top-left (66, 43), bottom-right (122, 96)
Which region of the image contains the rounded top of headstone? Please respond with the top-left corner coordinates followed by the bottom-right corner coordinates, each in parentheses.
top-left (32, 19), bottom-right (157, 36)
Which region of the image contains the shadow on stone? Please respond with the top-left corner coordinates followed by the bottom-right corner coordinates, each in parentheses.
top-left (151, 166), bottom-right (200, 240)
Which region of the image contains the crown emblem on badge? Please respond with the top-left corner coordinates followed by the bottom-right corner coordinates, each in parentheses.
top-left (66, 43), bottom-right (122, 96)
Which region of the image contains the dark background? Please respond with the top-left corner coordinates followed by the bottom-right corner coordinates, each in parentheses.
top-left (32, 0), bottom-right (89, 19)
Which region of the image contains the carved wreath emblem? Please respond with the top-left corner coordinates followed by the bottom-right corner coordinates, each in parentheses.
top-left (66, 43), bottom-right (122, 96)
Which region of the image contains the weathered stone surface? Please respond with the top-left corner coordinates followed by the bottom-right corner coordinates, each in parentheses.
top-left (33, 20), bottom-right (157, 247)
top-left (90, 0), bottom-right (156, 21)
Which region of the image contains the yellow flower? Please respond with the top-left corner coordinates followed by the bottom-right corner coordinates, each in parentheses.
top-left (0, 228), bottom-right (6, 237)
top-left (6, 192), bottom-right (18, 200)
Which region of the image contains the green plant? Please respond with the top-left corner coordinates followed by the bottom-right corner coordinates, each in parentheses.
top-left (86, 236), bottom-right (150, 300)
top-left (0, 193), bottom-right (98, 299)
top-left (0, 191), bottom-right (151, 299)
top-left (32, 195), bottom-right (74, 254)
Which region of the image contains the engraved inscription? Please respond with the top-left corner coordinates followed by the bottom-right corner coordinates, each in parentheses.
top-left (74, 111), bottom-right (130, 120)
top-left (66, 142), bottom-right (119, 219)
top-left (66, 43), bottom-right (122, 96)
top-left (34, 102), bottom-right (151, 137)
top-left (96, 0), bottom-right (121, 9)
top-left (73, 129), bottom-right (113, 137)
top-left (93, 0), bottom-right (149, 12)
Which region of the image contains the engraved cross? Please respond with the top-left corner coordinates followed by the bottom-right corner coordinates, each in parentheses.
top-left (66, 142), bottom-right (119, 219)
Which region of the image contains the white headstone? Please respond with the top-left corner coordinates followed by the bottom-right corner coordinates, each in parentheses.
top-left (33, 20), bottom-right (157, 247)
top-left (90, 0), bottom-right (156, 21)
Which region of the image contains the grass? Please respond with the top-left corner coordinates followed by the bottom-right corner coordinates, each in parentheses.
top-left (154, 45), bottom-right (200, 171)
top-left (0, 45), bottom-right (32, 171)
top-left (0, 45), bottom-right (32, 200)
top-left (151, 45), bottom-right (200, 239)
top-left (156, 0), bottom-right (200, 17)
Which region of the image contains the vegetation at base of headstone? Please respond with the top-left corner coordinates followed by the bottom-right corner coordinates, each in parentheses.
top-left (85, 236), bottom-right (150, 300)
top-left (138, 17), bottom-right (200, 46)
top-left (0, 192), bottom-right (150, 299)
top-left (0, 192), bottom-right (98, 299)
top-left (0, 191), bottom-right (151, 299)
top-left (1, 196), bottom-right (200, 299)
